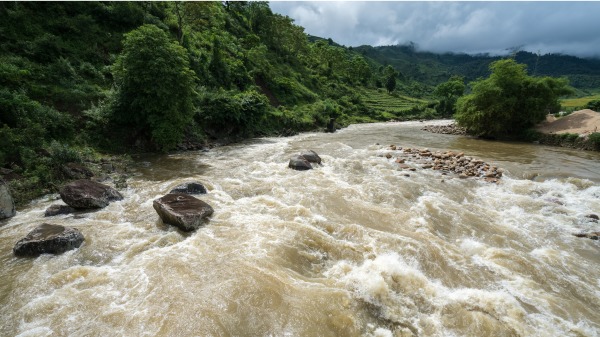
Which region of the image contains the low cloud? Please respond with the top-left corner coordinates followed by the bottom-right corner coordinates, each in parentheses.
top-left (270, 1), bottom-right (600, 58)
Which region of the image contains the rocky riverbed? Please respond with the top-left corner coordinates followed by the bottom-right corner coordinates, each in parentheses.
top-left (382, 145), bottom-right (503, 183)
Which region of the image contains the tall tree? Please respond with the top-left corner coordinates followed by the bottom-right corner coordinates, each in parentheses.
top-left (433, 75), bottom-right (465, 117)
top-left (112, 24), bottom-right (196, 150)
top-left (455, 59), bottom-right (572, 137)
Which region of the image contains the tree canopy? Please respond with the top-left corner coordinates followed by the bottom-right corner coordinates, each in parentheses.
top-left (112, 24), bottom-right (196, 151)
top-left (433, 75), bottom-right (465, 117)
top-left (455, 59), bottom-right (573, 137)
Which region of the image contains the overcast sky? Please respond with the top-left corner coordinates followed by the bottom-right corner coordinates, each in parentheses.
top-left (269, 1), bottom-right (600, 58)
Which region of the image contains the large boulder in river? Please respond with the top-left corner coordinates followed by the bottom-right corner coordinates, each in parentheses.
top-left (300, 150), bottom-right (322, 164)
top-left (153, 194), bottom-right (214, 231)
top-left (169, 182), bottom-right (207, 195)
top-left (13, 223), bottom-right (84, 257)
top-left (288, 155), bottom-right (312, 171)
top-left (59, 179), bottom-right (123, 209)
top-left (0, 179), bottom-right (16, 219)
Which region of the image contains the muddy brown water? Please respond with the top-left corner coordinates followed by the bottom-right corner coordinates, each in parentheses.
top-left (1, 121), bottom-right (599, 336)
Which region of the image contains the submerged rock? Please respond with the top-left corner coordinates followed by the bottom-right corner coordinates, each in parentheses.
top-left (44, 204), bottom-right (75, 217)
top-left (59, 179), bottom-right (123, 209)
top-left (585, 214), bottom-right (599, 222)
top-left (13, 223), bottom-right (84, 257)
top-left (153, 194), bottom-right (214, 231)
top-left (0, 179), bottom-right (16, 219)
top-left (573, 232), bottom-right (600, 240)
top-left (300, 150), bottom-right (322, 164)
top-left (288, 155), bottom-right (312, 171)
top-left (169, 182), bottom-right (207, 195)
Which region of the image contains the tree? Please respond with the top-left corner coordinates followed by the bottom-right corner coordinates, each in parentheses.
top-left (455, 59), bottom-right (572, 138)
top-left (383, 65), bottom-right (397, 93)
top-left (112, 24), bottom-right (196, 150)
top-left (433, 75), bottom-right (465, 117)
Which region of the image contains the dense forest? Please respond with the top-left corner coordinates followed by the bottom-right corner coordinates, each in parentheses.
top-left (1, 1), bottom-right (599, 204)
top-left (354, 44), bottom-right (600, 93)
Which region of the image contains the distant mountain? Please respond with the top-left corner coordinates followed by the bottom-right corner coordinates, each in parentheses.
top-left (353, 44), bottom-right (600, 90)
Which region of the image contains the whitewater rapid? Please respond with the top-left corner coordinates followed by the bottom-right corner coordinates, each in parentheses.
top-left (1, 121), bottom-right (599, 336)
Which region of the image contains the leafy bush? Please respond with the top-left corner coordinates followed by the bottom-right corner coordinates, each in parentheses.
top-left (589, 132), bottom-right (600, 144)
top-left (586, 100), bottom-right (600, 111)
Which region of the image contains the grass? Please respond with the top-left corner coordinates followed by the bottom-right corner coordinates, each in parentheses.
top-left (561, 93), bottom-right (600, 109)
top-left (360, 88), bottom-right (431, 120)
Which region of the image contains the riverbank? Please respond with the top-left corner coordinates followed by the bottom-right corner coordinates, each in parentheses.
top-left (422, 110), bottom-right (600, 152)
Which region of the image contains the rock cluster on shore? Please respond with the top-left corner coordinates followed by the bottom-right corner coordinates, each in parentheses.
top-left (384, 145), bottom-right (503, 183)
top-left (421, 123), bottom-right (467, 135)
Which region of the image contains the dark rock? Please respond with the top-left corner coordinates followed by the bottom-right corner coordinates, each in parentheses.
top-left (101, 163), bottom-right (115, 173)
top-left (288, 155), bottom-right (312, 171)
top-left (59, 179), bottom-right (123, 209)
top-left (44, 204), bottom-right (75, 217)
top-left (153, 194), bottom-right (214, 231)
top-left (13, 223), bottom-right (84, 257)
top-left (573, 232), bottom-right (600, 240)
top-left (0, 179), bottom-right (16, 219)
top-left (169, 182), bottom-right (207, 195)
top-left (585, 214), bottom-right (599, 222)
top-left (326, 118), bottom-right (336, 133)
top-left (300, 150), bottom-right (322, 164)
top-left (62, 163), bottom-right (94, 180)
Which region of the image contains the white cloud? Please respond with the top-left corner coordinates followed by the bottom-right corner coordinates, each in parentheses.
top-left (270, 1), bottom-right (600, 57)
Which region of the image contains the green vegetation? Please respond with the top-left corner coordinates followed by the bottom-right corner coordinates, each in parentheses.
top-left (112, 24), bottom-right (196, 151)
top-left (586, 99), bottom-right (600, 111)
top-left (433, 76), bottom-right (465, 117)
top-left (455, 59), bottom-right (573, 138)
top-left (561, 94), bottom-right (600, 109)
top-left (0, 2), bottom-right (598, 205)
top-left (355, 44), bottom-right (600, 91)
top-left (360, 88), bottom-right (434, 121)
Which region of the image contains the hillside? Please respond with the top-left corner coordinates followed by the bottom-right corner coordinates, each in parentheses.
top-left (354, 44), bottom-right (600, 91)
top-left (1, 2), bottom-right (443, 204)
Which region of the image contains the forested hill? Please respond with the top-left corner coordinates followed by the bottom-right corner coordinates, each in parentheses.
top-left (354, 44), bottom-right (600, 90)
top-left (2, 1), bottom-right (393, 203)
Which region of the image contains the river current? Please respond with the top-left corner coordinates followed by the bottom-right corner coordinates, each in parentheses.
top-left (1, 121), bottom-right (600, 337)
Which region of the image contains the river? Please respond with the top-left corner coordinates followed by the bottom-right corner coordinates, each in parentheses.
top-left (1, 121), bottom-right (599, 337)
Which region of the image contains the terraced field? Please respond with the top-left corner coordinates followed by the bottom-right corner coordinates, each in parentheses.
top-left (360, 88), bottom-right (431, 120)
top-left (561, 93), bottom-right (600, 109)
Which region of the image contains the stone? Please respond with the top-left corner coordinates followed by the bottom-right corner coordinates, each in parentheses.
top-left (59, 179), bottom-right (123, 209)
top-left (13, 224), bottom-right (84, 257)
top-left (288, 155), bottom-right (312, 171)
top-left (385, 153), bottom-right (392, 159)
top-left (573, 232), bottom-right (600, 240)
top-left (300, 150), bottom-right (322, 164)
top-left (62, 163), bottom-right (94, 180)
top-left (153, 194), bottom-right (214, 231)
top-left (169, 182), bottom-right (207, 195)
top-left (0, 179), bottom-right (16, 220)
top-left (585, 214), bottom-right (599, 222)
top-left (44, 204), bottom-right (75, 217)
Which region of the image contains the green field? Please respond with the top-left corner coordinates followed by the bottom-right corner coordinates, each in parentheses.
top-left (360, 88), bottom-right (430, 120)
top-left (561, 94), bottom-right (600, 108)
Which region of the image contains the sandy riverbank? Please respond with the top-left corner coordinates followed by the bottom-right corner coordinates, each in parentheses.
top-left (535, 109), bottom-right (600, 135)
